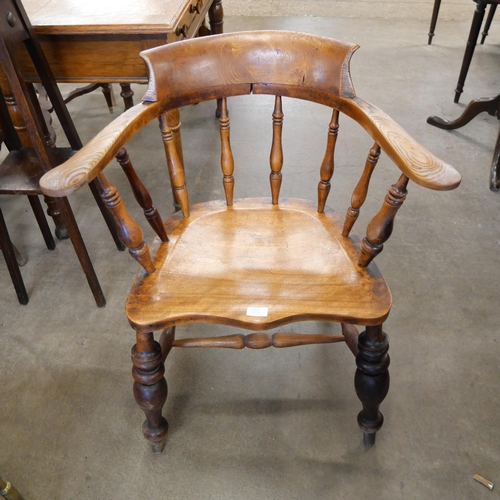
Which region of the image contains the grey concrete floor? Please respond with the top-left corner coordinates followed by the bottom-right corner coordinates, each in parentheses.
top-left (1, 8), bottom-right (500, 500)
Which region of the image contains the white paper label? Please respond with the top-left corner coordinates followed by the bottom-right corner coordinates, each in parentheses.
top-left (246, 307), bottom-right (268, 317)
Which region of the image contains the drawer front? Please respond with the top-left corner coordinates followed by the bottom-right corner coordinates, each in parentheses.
top-left (168, 0), bottom-right (213, 43)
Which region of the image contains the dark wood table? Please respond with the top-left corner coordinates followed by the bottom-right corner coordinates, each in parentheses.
top-left (428, 95), bottom-right (500, 191)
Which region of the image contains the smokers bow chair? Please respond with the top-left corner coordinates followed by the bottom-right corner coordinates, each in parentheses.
top-left (40, 31), bottom-right (461, 452)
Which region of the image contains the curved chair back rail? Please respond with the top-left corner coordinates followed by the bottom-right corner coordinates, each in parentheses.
top-left (40, 31), bottom-right (460, 198)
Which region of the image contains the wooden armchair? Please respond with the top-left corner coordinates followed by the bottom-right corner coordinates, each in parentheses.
top-left (40, 31), bottom-right (461, 452)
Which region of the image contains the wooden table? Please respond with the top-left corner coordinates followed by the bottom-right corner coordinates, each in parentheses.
top-left (21, 0), bottom-right (223, 85)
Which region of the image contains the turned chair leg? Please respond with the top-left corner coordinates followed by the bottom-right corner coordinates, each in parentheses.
top-left (355, 324), bottom-right (390, 446)
top-left (132, 330), bottom-right (172, 453)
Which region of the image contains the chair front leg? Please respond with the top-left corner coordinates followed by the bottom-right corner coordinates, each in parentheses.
top-left (354, 324), bottom-right (390, 446)
top-left (132, 331), bottom-right (169, 453)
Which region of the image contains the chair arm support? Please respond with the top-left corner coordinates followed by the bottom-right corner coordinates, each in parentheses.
top-left (345, 97), bottom-right (461, 191)
top-left (39, 101), bottom-right (163, 198)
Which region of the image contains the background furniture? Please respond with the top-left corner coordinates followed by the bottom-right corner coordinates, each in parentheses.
top-left (40, 31), bottom-right (461, 453)
top-left (454, 0), bottom-right (500, 102)
top-left (0, 0), bottom-right (125, 306)
top-left (22, 0), bottom-right (223, 109)
top-left (428, 94), bottom-right (500, 190)
top-left (428, 0), bottom-right (499, 102)
top-left (428, 0), bottom-right (497, 45)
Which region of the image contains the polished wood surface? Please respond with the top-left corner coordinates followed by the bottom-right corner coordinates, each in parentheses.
top-left (25, 0), bottom-right (197, 32)
top-left (41, 32), bottom-right (461, 196)
top-left (22, 0), bottom-right (219, 83)
top-left (126, 198), bottom-right (392, 331)
top-left (40, 31), bottom-right (461, 452)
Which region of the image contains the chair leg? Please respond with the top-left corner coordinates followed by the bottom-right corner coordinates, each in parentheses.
top-left (0, 207), bottom-right (29, 304)
top-left (480, 3), bottom-right (496, 44)
top-left (354, 324), bottom-right (390, 446)
top-left (43, 194), bottom-right (69, 240)
top-left (119, 84), bottom-right (134, 111)
top-left (428, 0), bottom-right (442, 44)
top-left (132, 330), bottom-right (170, 453)
top-left (455, 2), bottom-right (487, 103)
top-left (56, 197), bottom-right (106, 307)
top-left (28, 195), bottom-right (56, 250)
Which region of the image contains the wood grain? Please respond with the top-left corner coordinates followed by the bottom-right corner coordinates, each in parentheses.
top-left (346, 97), bottom-right (461, 191)
top-left (141, 31), bottom-right (359, 102)
top-left (126, 198), bottom-right (392, 332)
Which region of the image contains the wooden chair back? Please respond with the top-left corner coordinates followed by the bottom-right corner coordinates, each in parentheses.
top-left (40, 31), bottom-right (461, 274)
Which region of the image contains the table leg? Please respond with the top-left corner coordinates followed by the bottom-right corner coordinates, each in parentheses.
top-left (428, 94), bottom-right (500, 192)
top-left (454, 1), bottom-right (486, 103)
top-left (428, 0), bottom-right (442, 45)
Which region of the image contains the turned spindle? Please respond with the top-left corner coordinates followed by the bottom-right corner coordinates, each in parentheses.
top-left (172, 332), bottom-right (345, 349)
top-left (358, 174), bottom-right (409, 268)
top-left (159, 113), bottom-right (190, 217)
top-left (115, 148), bottom-right (168, 242)
top-left (219, 98), bottom-right (234, 205)
top-left (318, 109), bottom-right (339, 213)
top-left (342, 142), bottom-right (381, 237)
top-left (270, 95), bottom-right (284, 204)
top-left (96, 173), bottom-right (155, 273)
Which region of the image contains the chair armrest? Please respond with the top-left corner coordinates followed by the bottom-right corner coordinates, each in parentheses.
top-left (40, 101), bottom-right (162, 197)
top-left (345, 97), bottom-right (461, 191)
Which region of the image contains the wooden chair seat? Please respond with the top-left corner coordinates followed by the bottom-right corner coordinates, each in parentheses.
top-left (0, 147), bottom-right (74, 194)
top-left (126, 198), bottom-right (392, 332)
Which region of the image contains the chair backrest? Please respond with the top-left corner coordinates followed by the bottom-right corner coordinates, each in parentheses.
top-left (39, 31), bottom-right (461, 271)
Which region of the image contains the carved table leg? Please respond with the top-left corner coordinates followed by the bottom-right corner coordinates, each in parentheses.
top-left (354, 324), bottom-right (390, 446)
top-left (209, 0), bottom-right (224, 117)
top-left (132, 331), bottom-right (169, 453)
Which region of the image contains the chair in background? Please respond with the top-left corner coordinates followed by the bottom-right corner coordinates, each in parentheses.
top-left (428, 0), bottom-right (499, 102)
top-left (41, 31), bottom-right (461, 452)
top-left (0, 0), bottom-right (125, 306)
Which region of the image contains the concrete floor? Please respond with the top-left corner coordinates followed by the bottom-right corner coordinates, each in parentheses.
top-left (1, 5), bottom-right (500, 500)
